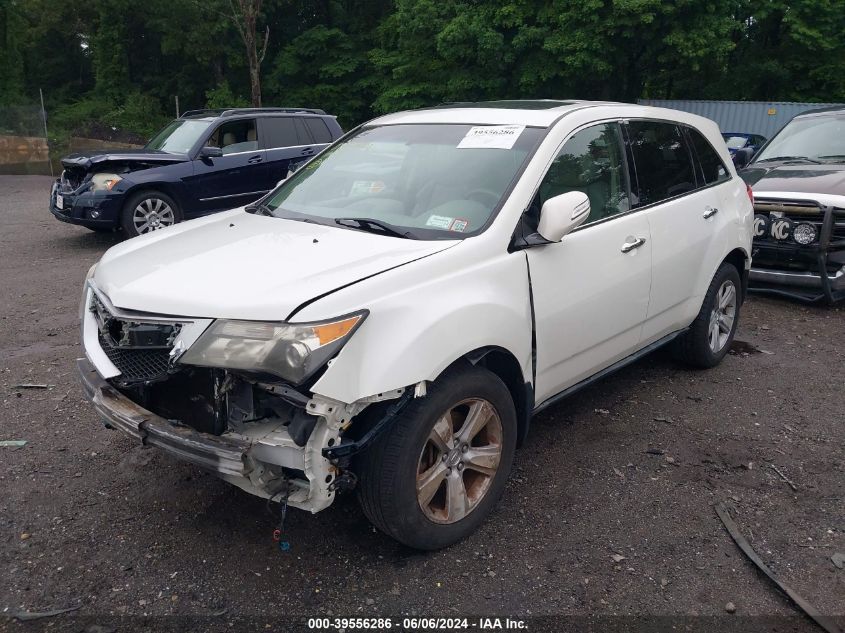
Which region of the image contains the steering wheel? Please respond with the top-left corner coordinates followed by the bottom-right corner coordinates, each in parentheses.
top-left (465, 189), bottom-right (500, 208)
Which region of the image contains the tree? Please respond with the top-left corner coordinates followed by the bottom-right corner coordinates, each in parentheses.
top-left (229, 0), bottom-right (270, 106)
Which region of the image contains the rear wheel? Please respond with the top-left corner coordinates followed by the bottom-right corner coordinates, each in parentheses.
top-left (357, 365), bottom-right (516, 550)
top-left (121, 191), bottom-right (181, 238)
top-left (672, 262), bottom-right (741, 368)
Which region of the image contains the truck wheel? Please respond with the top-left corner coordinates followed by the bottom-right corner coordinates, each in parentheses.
top-left (672, 262), bottom-right (741, 368)
top-left (357, 365), bottom-right (516, 550)
top-left (121, 191), bottom-right (182, 238)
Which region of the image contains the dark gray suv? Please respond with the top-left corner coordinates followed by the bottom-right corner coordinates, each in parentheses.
top-left (50, 107), bottom-right (343, 237)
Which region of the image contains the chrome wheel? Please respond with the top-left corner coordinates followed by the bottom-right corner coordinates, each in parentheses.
top-left (416, 398), bottom-right (503, 524)
top-left (132, 197), bottom-right (175, 234)
top-left (709, 279), bottom-right (737, 352)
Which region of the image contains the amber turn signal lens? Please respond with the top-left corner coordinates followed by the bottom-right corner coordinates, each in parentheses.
top-left (312, 315), bottom-right (362, 346)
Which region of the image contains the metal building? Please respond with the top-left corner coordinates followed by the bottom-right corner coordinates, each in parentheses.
top-left (637, 99), bottom-right (845, 140)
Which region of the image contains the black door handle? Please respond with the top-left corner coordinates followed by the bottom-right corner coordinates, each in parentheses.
top-left (300, 147), bottom-right (315, 156)
top-left (248, 155), bottom-right (263, 164)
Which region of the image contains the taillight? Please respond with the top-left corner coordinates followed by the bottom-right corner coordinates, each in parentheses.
top-left (746, 184), bottom-right (754, 205)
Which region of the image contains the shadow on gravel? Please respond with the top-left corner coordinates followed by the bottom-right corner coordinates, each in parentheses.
top-left (53, 229), bottom-right (122, 253)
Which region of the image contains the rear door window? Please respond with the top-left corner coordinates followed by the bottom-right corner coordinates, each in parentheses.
top-left (263, 117), bottom-right (302, 149)
top-left (626, 121), bottom-right (697, 206)
top-left (304, 118), bottom-right (333, 144)
top-left (686, 128), bottom-right (730, 185)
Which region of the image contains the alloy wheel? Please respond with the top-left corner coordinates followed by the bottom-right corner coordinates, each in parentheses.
top-left (416, 398), bottom-right (503, 524)
top-left (132, 198), bottom-right (175, 234)
top-left (708, 279), bottom-right (737, 353)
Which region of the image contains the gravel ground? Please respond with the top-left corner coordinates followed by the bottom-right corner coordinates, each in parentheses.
top-left (0, 175), bottom-right (843, 632)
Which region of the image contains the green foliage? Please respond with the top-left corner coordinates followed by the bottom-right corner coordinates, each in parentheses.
top-left (205, 82), bottom-right (251, 110)
top-left (2, 0), bottom-right (845, 138)
top-left (104, 91), bottom-right (168, 138)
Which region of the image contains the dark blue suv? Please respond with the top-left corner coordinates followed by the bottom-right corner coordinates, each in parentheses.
top-left (50, 107), bottom-right (343, 237)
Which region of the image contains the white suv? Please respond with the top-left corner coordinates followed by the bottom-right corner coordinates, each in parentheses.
top-left (78, 100), bottom-right (753, 549)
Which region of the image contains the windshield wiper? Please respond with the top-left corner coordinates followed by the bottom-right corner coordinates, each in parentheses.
top-left (334, 217), bottom-right (415, 239)
top-left (817, 154), bottom-right (845, 162)
top-left (756, 156), bottom-right (821, 164)
top-left (245, 202), bottom-right (274, 216)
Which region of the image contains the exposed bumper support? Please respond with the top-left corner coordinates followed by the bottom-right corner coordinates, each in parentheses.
top-left (77, 357), bottom-right (356, 512)
top-left (78, 357), bottom-right (249, 477)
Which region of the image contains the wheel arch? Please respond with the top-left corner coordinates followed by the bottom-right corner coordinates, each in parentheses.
top-left (722, 247), bottom-right (750, 302)
top-left (440, 346), bottom-right (532, 447)
top-left (122, 183), bottom-right (184, 215)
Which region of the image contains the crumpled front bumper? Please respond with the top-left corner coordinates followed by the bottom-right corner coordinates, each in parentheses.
top-left (78, 357), bottom-right (249, 477)
top-left (77, 357), bottom-right (341, 512)
top-left (50, 179), bottom-right (122, 229)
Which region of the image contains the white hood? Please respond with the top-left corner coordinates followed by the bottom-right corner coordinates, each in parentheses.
top-left (94, 211), bottom-right (457, 321)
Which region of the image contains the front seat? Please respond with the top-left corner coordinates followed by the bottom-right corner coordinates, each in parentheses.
top-left (221, 132), bottom-right (237, 152)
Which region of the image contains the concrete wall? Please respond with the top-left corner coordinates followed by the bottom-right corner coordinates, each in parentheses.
top-left (0, 134), bottom-right (50, 175)
top-left (637, 99), bottom-right (845, 140)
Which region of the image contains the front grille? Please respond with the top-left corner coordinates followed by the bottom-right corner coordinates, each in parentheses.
top-left (754, 198), bottom-right (845, 243)
top-left (90, 292), bottom-right (182, 383)
top-left (98, 332), bottom-right (172, 382)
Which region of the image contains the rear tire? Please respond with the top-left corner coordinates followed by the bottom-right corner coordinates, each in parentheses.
top-left (120, 190), bottom-right (182, 238)
top-left (357, 365), bottom-right (516, 550)
top-left (672, 262), bottom-right (741, 368)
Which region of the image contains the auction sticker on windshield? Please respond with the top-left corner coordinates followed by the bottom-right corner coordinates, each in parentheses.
top-left (457, 125), bottom-right (525, 150)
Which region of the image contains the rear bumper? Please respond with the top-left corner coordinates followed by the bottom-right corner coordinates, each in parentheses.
top-left (50, 180), bottom-right (122, 228)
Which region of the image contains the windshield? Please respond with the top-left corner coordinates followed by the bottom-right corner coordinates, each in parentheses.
top-left (262, 123), bottom-right (544, 239)
top-left (722, 135), bottom-right (749, 149)
top-left (755, 115), bottom-right (845, 163)
top-left (146, 119), bottom-right (212, 153)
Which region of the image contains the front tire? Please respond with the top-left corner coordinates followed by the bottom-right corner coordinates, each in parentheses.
top-left (357, 365), bottom-right (517, 550)
top-left (120, 190), bottom-right (181, 238)
top-left (672, 262), bottom-right (741, 368)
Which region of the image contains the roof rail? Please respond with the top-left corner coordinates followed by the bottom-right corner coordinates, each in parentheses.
top-left (180, 107), bottom-right (327, 119)
top-left (220, 107), bottom-right (327, 117)
top-left (180, 108), bottom-right (225, 118)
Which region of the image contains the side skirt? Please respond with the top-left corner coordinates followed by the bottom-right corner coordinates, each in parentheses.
top-left (531, 329), bottom-right (687, 417)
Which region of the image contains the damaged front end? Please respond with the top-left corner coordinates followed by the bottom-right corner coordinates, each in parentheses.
top-left (50, 151), bottom-right (185, 229)
top-left (78, 281), bottom-right (402, 513)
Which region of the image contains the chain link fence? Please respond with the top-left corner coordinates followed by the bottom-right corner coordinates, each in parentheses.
top-left (0, 105), bottom-right (52, 175)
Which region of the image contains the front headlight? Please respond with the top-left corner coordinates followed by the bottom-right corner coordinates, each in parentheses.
top-left (179, 312), bottom-right (367, 384)
top-left (90, 173), bottom-right (122, 191)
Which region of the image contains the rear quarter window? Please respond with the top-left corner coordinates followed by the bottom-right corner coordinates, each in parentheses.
top-left (687, 128), bottom-right (730, 185)
top-left (304, 118), bottom-right (333, 144)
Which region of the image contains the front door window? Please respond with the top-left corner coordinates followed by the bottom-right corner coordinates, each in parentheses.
top-left (207, 119), bottom-right (258, 155)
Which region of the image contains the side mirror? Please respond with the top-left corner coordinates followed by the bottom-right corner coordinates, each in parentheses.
top-left (733, 147), bottom-right (753, 169)
top-left (537, 191), bottom-right (591, 242)
top-left (200, 146), bottom-right (223, 159)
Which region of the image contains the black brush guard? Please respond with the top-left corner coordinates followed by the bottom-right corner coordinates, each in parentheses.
top-left (750, 204), bottom-right (845, 304)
